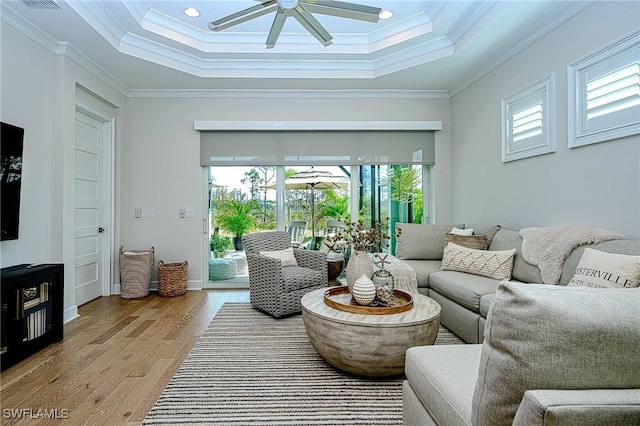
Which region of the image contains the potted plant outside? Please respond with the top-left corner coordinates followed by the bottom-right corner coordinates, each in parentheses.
top-left (215, 199), bottom-right (258, 250)
top-left (210, 234), bottom-right (231, 258)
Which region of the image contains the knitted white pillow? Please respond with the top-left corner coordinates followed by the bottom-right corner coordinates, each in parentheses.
top-left (441, 242), bottom-right (515, 280)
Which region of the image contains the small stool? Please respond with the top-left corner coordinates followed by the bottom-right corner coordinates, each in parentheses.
top-left (226, 253), bottom-right (248, 276)
top-left (209, 258), bottom-right (237, 280)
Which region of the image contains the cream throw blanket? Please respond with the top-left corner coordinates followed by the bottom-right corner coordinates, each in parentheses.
top-left (519, 225), bottom-right (624, 284)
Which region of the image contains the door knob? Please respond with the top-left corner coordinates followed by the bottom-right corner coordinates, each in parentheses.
top-left (98, 227), bottom-right (105, 233)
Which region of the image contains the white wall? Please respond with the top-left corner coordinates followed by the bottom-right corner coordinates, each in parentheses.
top-left (0, 24), bottom-right (55, 267)
top-left (123, 96), bottom-right (452, 288)
top-left (1, 20), bottom-right (127, 321)
top-left (450, 1), bottom-right (640, 239)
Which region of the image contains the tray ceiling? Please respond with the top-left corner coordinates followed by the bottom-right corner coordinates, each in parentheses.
top-left (1, 0), bottom-right (593, 93)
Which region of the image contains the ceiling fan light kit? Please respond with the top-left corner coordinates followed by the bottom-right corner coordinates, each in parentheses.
top-left (209, 0), bottom-right (384, 49)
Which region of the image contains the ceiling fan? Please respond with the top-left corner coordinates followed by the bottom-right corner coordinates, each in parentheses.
top-left (208, 0), bottom-right (383, 49)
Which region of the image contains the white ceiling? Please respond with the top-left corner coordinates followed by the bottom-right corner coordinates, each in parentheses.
top-left (2, 0), bottom-right (594, 94)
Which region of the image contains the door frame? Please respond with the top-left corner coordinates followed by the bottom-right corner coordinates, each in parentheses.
top-left (75, 98), bottom-right (115, 299)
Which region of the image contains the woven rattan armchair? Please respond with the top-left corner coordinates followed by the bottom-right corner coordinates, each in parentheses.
top-left (243, 231), bottom-right (327, 317)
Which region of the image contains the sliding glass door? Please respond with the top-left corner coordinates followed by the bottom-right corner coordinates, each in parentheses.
top-left (205, 164), bottom-right (427, 289)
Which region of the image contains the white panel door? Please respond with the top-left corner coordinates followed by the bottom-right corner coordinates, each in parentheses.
top-left (74, 111), bottom-right (104, 306)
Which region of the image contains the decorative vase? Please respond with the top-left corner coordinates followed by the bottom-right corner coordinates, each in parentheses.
top-left (352, 274), bottom-right (376, 305)
top-left (346, 250), bottom-right (374, 293)
top-left (372, 269), bottom-right (395, 306)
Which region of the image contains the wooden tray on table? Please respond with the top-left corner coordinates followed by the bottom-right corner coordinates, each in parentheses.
top-left (323, 285), bottom-right (413, 315)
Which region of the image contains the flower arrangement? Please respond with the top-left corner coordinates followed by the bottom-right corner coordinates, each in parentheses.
top-left (327, 219), bottom-right (401, 253)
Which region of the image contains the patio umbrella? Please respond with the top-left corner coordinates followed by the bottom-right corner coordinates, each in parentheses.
top-left (265, 169), bottom-right (349, 236)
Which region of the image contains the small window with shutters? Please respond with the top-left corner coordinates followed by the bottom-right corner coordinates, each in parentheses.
top-left (501, 74), bottom-right (556, 162)
top-left (568, 31), bottom-right (639, 148)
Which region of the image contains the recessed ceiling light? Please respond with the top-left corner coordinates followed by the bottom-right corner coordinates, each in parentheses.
top-left (184, 7), bottom-right (201, 18)
top-left (378, 9), bottom-right (394, 20)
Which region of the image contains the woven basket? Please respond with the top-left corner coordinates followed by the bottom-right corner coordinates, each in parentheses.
top-left (120, 246), bottom-right (154, 299)
top-left (157, 260), bottom-right (188, 297)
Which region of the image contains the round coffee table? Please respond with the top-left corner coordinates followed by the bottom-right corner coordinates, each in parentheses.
top-left (301, 287), bottom-right (441, 377)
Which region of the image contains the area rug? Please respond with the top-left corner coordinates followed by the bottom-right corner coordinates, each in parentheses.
top-left (143, 302), bottom-right (464, 425)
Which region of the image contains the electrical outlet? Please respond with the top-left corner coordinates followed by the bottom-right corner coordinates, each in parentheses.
top-left (135, 208), bottom-right (141, 218)
top-left (179, 208), bottom-right (186, 218)
top-left (141, 208), bottom-right (154, 218)
top-left (185, 208), bottom-right (195, 218)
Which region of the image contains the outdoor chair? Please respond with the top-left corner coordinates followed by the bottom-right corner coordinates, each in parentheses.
top-left (286, 220), bottom-right (307, 248)
top-left (242, 231), bottom-right (328, 317)
top-left (324, 219), bottom-right (346, 235)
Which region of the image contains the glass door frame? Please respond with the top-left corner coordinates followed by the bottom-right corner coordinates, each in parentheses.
top-left (202, 164), bottom-right (430, 289)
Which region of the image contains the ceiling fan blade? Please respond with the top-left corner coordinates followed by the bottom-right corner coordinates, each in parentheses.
top-left (266, 9), bottom-right (288, 49)
top-left (209, 0), bottom-right (277, 32)
top-left (292, 5), bottom-right (333, 46)
top-left (302, 0), bottom-right (381, 22)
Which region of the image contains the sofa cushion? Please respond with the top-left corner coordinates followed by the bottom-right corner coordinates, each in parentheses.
top-left (478, 293), bottom-right (495, 318)
top-left (429, 271), bottom-right (500, 312)
top-left (405, 344), bottom-right (482, 426)
top-left (395, 223), bottom-right (464, 260)
top-left (489, 229), bottom-right (543, 283)
top-left (567, 248), bottom-right (640, 288)
top-left (560, 239), bottom-right (640, 285)
top-left (443, 233), bottom-right (489, 250)
top-left (402, 259), bottom-right (442, 288)
top-left (441, 243), bottom-right (516, 280)
top-left (471, 281), bottom-right (640, 426)
top-left (513, 389), bottom-right (640, 426)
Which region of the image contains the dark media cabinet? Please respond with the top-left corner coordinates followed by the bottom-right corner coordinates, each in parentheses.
top-left (1, 263), bottom-right (64, 371)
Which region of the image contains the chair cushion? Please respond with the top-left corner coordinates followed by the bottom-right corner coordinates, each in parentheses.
top-left (282, 266), bottom-right (324, 292)
top-left (471, 281), bottom-right (640, 426)
top-left (260, 247), bottom-right (298, 267)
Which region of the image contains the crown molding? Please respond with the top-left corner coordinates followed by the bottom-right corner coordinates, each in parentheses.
top-left (2, 3), bottom-right (129, 97)
top-left (127, 89), bottom-right (450, 99)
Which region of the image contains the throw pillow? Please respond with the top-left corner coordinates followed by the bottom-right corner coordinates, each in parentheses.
top-left (465, 224), bottom-right (502, 245)
top-left (567, 248), bottom-right (640, 288)
top-left (443, 233), bottom-right (489, 250)
top-left (451, 227), bottom-right (473, 236)
top-left (471, 281), bottom-right (640, 426)
top-left (395, 223), bottom-right (465, 260)
top-left (260, 247), bottom-right (298, 267)
top-left (441, 242), bottom-right (515, 280)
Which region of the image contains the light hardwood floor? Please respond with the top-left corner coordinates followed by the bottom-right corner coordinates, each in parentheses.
top-left (1, 290), bottom-right (250, 425)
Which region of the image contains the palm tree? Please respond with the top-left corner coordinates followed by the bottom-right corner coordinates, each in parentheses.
top-left (384, 166), bottom-right (421, 223)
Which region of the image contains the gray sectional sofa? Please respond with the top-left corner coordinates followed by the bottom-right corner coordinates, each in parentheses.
top-left (394, 223), bottom-right (640, 425)
top-left (403, 281), bottom-right (640, 426)
top-left (395, 223), bottom-right (640, 343)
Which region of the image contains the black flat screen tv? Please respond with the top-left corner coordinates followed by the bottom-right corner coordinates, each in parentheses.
top-left (1, 122), bottom-right (24, 241)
